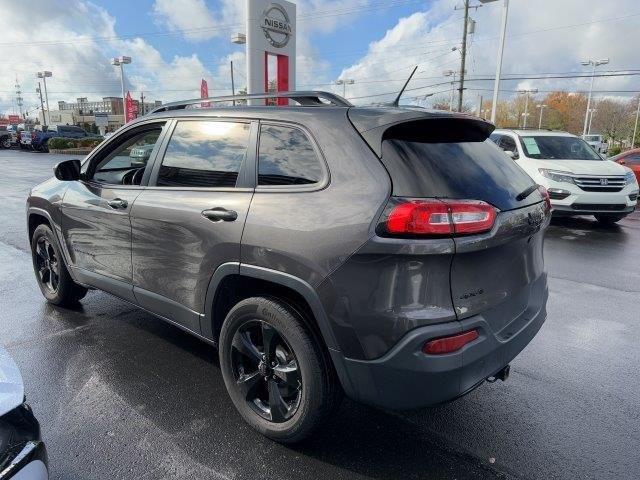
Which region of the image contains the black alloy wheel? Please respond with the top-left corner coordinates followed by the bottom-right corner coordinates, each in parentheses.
top-left (230, 320), bottom-right (302, 423)
top-left (34, 236), bottom-right (60, 294)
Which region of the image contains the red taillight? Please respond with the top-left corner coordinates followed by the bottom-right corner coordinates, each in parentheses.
top-left (537, 185), bottom-right (551, 212)
top-left (422, 329), bottom-right (479, 355)
top-left (384, 199), bottom-right (496, 237)
top-left (387, 200), bottom-right (451, 235)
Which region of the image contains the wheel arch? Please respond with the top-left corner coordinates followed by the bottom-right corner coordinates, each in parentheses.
top-left (203, 263), bottom-right (357, 399)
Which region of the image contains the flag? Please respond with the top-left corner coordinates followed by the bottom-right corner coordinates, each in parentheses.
top-left (125, 91), bottom-right (137, 123)
top-left (201, 79), bottom-right (210, 107)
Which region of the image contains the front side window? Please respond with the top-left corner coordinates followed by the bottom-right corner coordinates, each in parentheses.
top-left (258, 124), bottom-right (323, 186)
top-left (156, 121), bottom-right (250, 188)
top-left (519, 135), bottom-right (602, 160)
top-left (92, 125), bottom-right (165, 185)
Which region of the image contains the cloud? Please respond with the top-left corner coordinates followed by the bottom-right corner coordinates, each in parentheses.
top-left (152, 0), bottom-right (219, 42)
top-left (334, 0), bottom-right (640, 105)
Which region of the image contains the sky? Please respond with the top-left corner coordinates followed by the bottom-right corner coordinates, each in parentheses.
top-left (1, 0), bottom-right (639, 116)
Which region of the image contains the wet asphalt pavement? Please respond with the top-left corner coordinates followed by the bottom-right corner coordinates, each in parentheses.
top-left (1, 150), bottom-right (638, 480)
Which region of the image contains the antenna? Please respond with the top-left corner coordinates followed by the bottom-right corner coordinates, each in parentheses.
top-left (392, 65), bottom-right (418, 107)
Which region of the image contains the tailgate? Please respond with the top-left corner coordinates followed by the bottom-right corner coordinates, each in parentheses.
top-left (450, 201), bottom-right (549, 335)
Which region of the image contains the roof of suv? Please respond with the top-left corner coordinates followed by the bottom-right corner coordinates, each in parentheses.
top-left (494, 129), bottom-right (575, 137)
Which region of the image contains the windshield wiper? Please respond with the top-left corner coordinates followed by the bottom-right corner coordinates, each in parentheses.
top-left (516, 184), bottom-right (539, 201)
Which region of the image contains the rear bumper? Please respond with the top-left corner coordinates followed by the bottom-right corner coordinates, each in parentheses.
top-left (336, 292), bottom-right (547, 410)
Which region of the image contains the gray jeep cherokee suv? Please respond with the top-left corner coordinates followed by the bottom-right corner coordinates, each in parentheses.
top-left (26, 92), bottom-right (550, 443)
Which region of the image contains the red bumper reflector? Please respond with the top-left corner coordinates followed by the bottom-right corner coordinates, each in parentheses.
top-left (422, 329), bottom-right (479, 355)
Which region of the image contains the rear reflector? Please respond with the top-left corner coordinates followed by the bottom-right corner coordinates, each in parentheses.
top-left (422, 329), bottom-right (479, 355)
top-left (383, 199), bottom-right (496, 237)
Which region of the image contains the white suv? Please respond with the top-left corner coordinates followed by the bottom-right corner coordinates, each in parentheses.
top-left (491, 129), bottom-right (638, 224)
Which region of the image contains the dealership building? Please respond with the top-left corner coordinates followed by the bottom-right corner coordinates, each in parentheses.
top-left (40, 96), bottom-right (162, 132)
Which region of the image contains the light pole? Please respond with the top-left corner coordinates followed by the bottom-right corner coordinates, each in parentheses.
top-left (536, 103), bottom-right (547, 129)
top-left (518, 88), bottom-right (537, 128)
top-left (36, 83), bottom-right (46, 127)
top-left (336, 79), bottom-right (354, 98)
top-left (581, 58), bottom-right (608, 136)
top-left (479, 0), bottom-right (509, 123)
top-left (36, 71), bottom-right (52, 126)
top-left (588, 108), bottom-right (597, 134)
top-left (111, 56), bottom-right (132, 116)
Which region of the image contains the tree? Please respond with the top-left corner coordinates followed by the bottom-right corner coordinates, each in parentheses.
top-left (539, 92), bottom-right (587, 134)
top-left (591, 98), bottom-right (634, 146)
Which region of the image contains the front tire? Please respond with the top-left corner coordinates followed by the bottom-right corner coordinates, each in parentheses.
top-left (219, 297), bottom-right (340, 443)
top-left (594, 214), bottom-right (625, 225)
top-left (30, 224), bottom-right (87, 306)
top-left (0, 136), bottom-right (11, 149)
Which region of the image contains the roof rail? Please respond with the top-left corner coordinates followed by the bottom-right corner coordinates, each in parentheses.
top-left (150, 91), bottom-right (352, 114)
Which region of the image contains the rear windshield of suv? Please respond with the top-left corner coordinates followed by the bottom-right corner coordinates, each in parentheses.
top-left (519, 135), bottom-right (602, 161)
top-left (381, 137), bottom-right (538, 211)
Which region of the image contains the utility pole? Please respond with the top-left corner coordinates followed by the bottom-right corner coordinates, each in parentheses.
top-left (36, 82), bottom-right (46, 127)
top-left (457, 0), bottom-right (470, 112)
top-left (581, 58), bottom-right (608, 136)
top-left (140, 91), bottom-right (145, 115)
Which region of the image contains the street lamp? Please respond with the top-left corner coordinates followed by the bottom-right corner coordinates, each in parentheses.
top-left (36, 71), bottom-right (52, 126)
top-left (479, 0), bottom-right (509, 124)
top-left (588, 108), bottom-right (597, 134)
top-left (518, 88), bottom-right (538, 128)
top-left (536, 103), bottom-right (547, 129)
top-left (581, 58), bottom-right (609, 136)
top-left (111, 56), bottom-right (132, 116)
top-left (336, 79), bottom-right (355, 98)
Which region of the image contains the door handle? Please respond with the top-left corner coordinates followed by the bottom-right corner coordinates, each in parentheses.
top-left (202, 207), bottom-right (238, 222)
top-left (107, 198), bottom-right (128, 209)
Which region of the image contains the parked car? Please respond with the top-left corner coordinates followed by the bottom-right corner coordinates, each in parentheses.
top-left (0, 345), bottom-right (48, 479)
top-left (0, 126), bottom-right (17, 149)
top-left (610, 148), bottom-right (640, 184)
top-left (20, 128), bottom-right (36, 150)
top-left (31, 125), bottom-right (93, 152)
top-left (27, 92), bottom-right (550, 443)
top-left (582, 134), bottom-right (608, 155)
top-left (491, 129), bottom-right (639, 224)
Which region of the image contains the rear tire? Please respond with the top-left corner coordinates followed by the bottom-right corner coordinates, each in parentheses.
top-left (219, 296), bottom-right (341, 443)
top-left (30, 224), bottom-right (87, 306)
top-left (594, 214), bottom-right (625, 225)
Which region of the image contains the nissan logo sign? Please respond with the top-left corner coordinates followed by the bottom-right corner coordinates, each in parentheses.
top-left (261, 3), bottom-right (292, 48)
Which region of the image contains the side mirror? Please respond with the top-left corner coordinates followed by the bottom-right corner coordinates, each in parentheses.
top-left (504, 150), bottom-right (518, 160)
top-left (54, 159), bottom-right (81, 181)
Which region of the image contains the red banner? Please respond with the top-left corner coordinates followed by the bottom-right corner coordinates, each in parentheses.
top-left (201, 79), bottom-right (210, 107)
top-left (8, 114), bottom-right (20, 125)
top-left (125, 91), bottom-right (137, 123)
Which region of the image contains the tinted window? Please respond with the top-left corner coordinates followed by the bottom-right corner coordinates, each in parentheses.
top-left (381, 139), bottom-right (538, 211)
top-left (157, 121), bottom-right (250, 188)
top-left (489, 133), bottom-right (501, 144)
top-left (93, 126), bottom-right (165, 185)
top-left (626, 154), bottom-right (640, 165)
top-left (258, 125), bottom-right (323, 186)
top-left (519, 135), bottom-right (602, 160)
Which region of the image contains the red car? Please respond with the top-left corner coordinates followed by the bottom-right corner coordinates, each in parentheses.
top-left (611, 148), bottom-right (640, 183)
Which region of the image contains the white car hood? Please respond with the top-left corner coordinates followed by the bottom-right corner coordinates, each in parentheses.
top-left (0, 345), bottom-right (24, 416)
top-left (534, 159), bottom-right (625, 176)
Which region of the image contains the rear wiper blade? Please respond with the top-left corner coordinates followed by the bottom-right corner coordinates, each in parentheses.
top-left (515, 184), bottom-right (539, 201)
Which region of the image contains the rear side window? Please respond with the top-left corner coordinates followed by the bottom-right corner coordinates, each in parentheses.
top-left (157, 121), bottom-right (250, 188)
top-left (258, 124), bottom-right (323, 186)
top-left (381, 133), bottom-right (538, 211)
